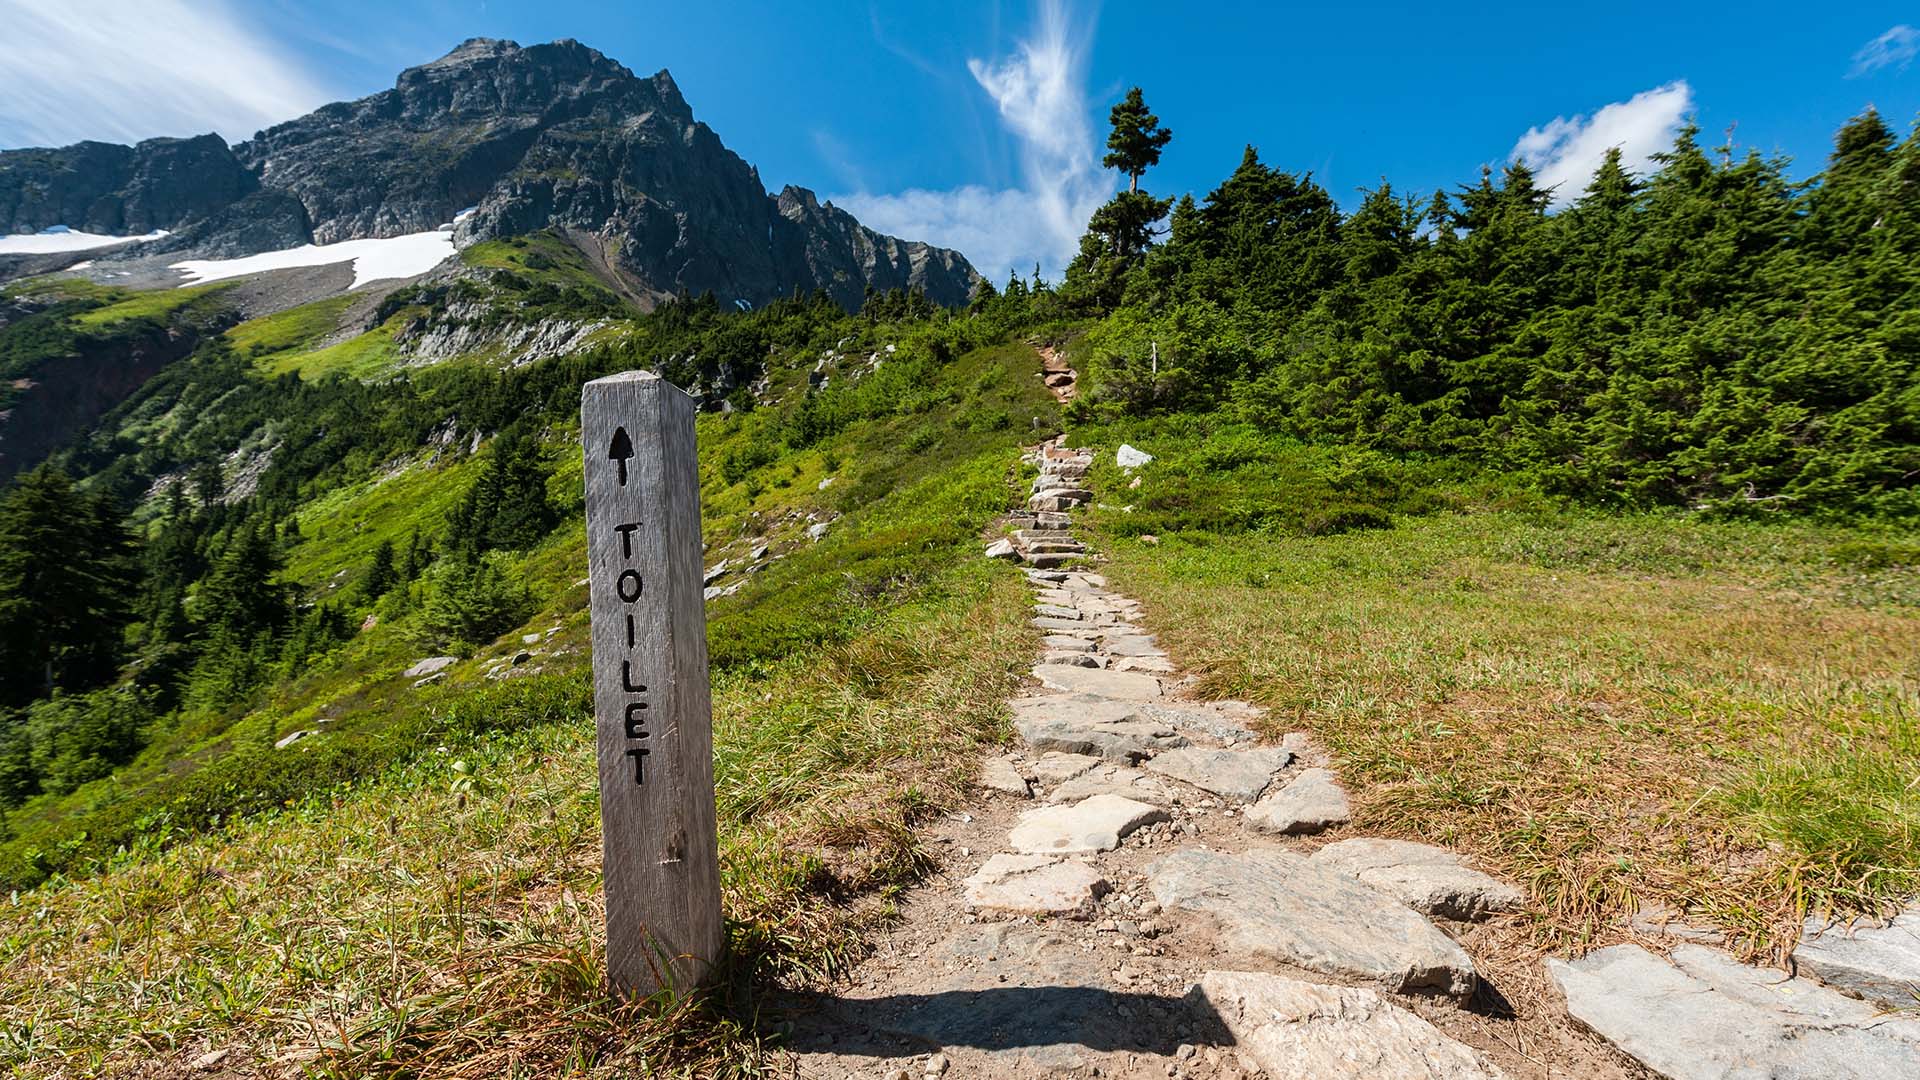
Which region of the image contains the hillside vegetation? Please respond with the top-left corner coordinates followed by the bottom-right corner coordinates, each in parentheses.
top-left (0, 86), bottom-right (1915, 1076)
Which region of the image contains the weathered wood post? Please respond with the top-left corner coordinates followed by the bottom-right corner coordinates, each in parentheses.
top-left (580, 371), bottom-right (723, 997)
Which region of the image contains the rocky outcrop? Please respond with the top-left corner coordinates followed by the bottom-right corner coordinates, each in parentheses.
top-left (3, 39), bottom-right (979, 309)
top-left (0, 134), bottom-right (255, 237)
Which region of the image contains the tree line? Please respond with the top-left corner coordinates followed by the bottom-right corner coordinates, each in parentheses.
top-left (1063, 91), bottom-right (1919, 516)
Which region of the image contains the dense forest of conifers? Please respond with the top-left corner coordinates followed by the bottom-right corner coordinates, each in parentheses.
top-left (0, 93), bottom-right (1914, 846)
top-left (1057, 99), bottom-right (1919, 518)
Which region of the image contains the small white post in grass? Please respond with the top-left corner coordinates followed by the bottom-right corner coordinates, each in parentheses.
top-left (580, 371), bottom-right (722, 997)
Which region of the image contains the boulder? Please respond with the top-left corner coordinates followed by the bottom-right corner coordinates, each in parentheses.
top-left (1116, 444), bottom-right (1154, 469)
top-left (1148, 848), bottom-right (1478, 997)
top-left (1307, 838), bottom-right (1524, 920)
top-left (983, 538), bottom-right (1017, 560)
top-left (1200, 970), bottom-right (1508, 1079)
top-left (403, 655), bottom-right (457, 678)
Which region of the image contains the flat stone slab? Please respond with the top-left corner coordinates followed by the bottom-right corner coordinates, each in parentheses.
top-left (1023, 552), bottom-right (1079, 568)
top-left (1102, 634), bottom-right (1163, 657)
top-left (1147, 847), bottom-right (1476, 997)
top-left (1039, 634), bottom-right (1096, 652)
top-left (1143, 746), bottom-right (1292, 803)
top-left (1012, 698), bottom-right (1189, 761)
top-left (1029, 751), bottom-right (1104, 784)
top-left (1794, 903), bottom-right (1920, 1008)
top-left (1040, 651), bottom-right (1100, 668)
top-left (1009, 794), bottom-right (1169, 855)
top-left (1201, 970), bottom-right (1508, 1079)
top-left (1246, 767), bottom-right (1351, 834)
top-left (963, 854), bottom-right (1109, 918)
top-left (976, 755), bottom-right (1031, 798)
top-left (1308, 839), bottom-right (1524, 921)
top-left (1112, 655), bottom-right (1176, 673)
top-left (1548, 943), bottom-right (1920, 1080)
top-left (1031, 616), bottom-right (1089, 632)
top-left (1048, 765), bottom-right (1177, 807)
top-left (1030, 665), bottom-right (1163, 700)
top-left (1032, 604), bottom-right (1083, 620)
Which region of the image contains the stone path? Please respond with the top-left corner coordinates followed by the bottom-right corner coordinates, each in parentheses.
top-left (781, 437), bottom-right (1920, 1080)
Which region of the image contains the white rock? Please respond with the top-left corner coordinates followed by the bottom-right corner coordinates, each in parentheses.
top-left (1245, 767), bottom-right (1351, 834)
top-left (1008, 794), bottom-right (1168, 855)
top-left (984, 538), bottom-right (1018, 560)
top-left (1116, 444), bottom-right (1154, 469)
top-left (1308, 838), bottom-right (1524, 921)
top-left (807, 521), bottom-right (831, 540)
top-left (403, 656), bottom-right (457, 678)
top-left (976, 756), bottom-right (1032, 798)
top-left (1201, 970), bottom-right (1507, 1078)
top-left (962, 854), bottom-right (1109, 918)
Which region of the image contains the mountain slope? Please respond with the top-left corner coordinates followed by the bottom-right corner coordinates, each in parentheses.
top-left (0, 38), bottom-right (979, 309)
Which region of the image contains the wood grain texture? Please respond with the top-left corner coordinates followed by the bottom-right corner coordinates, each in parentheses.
top-left (580, 371), bottom-right (722, 997)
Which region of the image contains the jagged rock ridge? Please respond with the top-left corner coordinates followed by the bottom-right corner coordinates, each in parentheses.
top-left (0, 39), bottom-right (978, 309)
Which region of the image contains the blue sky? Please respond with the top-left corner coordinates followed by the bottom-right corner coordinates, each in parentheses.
top-left (3, 1), bottom-right (1918, 279)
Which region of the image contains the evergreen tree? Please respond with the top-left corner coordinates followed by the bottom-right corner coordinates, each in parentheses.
top-left (358, 539), bottom-right (398, 603)
top-left (0, 467), bottom-right (139, 706)
top-left (1103, 87), bottom-right (1173, 194)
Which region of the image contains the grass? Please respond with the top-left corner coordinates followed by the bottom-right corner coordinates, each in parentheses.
top-left (225, 295), bottom-right (357, 362)
top-left (71, 283), bottom-right (231, 331)
top-left (0, 332), bottom-right (1057, 1073)
top-left (1081, 437), bottom-right (1920, 957)
top-left (0, 567), bottom-right (1031, 1077)
top-left (259, 314), bottom-right (407, 380)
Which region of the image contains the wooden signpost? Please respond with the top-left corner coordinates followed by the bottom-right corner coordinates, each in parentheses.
top-left (580, 371), bottom-right (722, 997)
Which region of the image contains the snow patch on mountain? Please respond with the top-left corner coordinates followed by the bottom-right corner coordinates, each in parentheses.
top-left (0, 226), bottom-right (169, 254)
top-left (170, 225), bottom-right (458, 289)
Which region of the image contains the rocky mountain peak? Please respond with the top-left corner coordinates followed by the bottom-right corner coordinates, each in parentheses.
top-left (3, 37), bottom-right (979, 309)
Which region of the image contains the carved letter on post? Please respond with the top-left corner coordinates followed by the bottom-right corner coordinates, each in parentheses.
top-left (581, 371), bottom-right (722, 997)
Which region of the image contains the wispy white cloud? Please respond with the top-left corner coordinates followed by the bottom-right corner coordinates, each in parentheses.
top-left (831, 0), bottom-right (1110, 283)
top-left (1850, 25), bottom-right (1920, 78)
top-left (1511, 82), bottom-right (1693, 208)
top-left (0, 0), bottom-right (332, 149)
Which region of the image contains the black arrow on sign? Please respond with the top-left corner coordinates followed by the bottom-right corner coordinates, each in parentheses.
top-left (608, 426), bottom-right (634, 486)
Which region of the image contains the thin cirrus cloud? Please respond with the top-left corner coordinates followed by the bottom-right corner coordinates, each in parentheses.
top-left (0, 0), bottom-right (332, 150)
top-left (830, 0), bottom-right (1111, 284)
top-left (1849, 25), bottom-right (1920, 78)
top-left (1510, 81), bottom-right (1694, 208)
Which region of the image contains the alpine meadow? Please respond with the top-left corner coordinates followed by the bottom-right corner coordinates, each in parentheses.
top-left (0, 19), bottom-right (1916, 1080)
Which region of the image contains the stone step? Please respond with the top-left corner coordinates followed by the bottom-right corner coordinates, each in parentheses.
top-left (1031, 664), bottom-right (1163, 700)
top-left (1146, 847), bottom-right (1479, 998)
top-left (1201, 971), bottom-right (1509, 1079)
top-left (1141, 746), bottom-right (1294, 804)
top-left (1793, 902), bottom-right (1920, 1008)
top-left (1308, 838), bottom-right (1524, 921)
top-left (962, 854), bottom-right (1108, 918)
top-left (1548, 943), bottom-right (1920, 1080)
top-left (1008, 793), bottom-right (1168, 854)
top-left (1245, 767), bottom-right (1352, 834)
